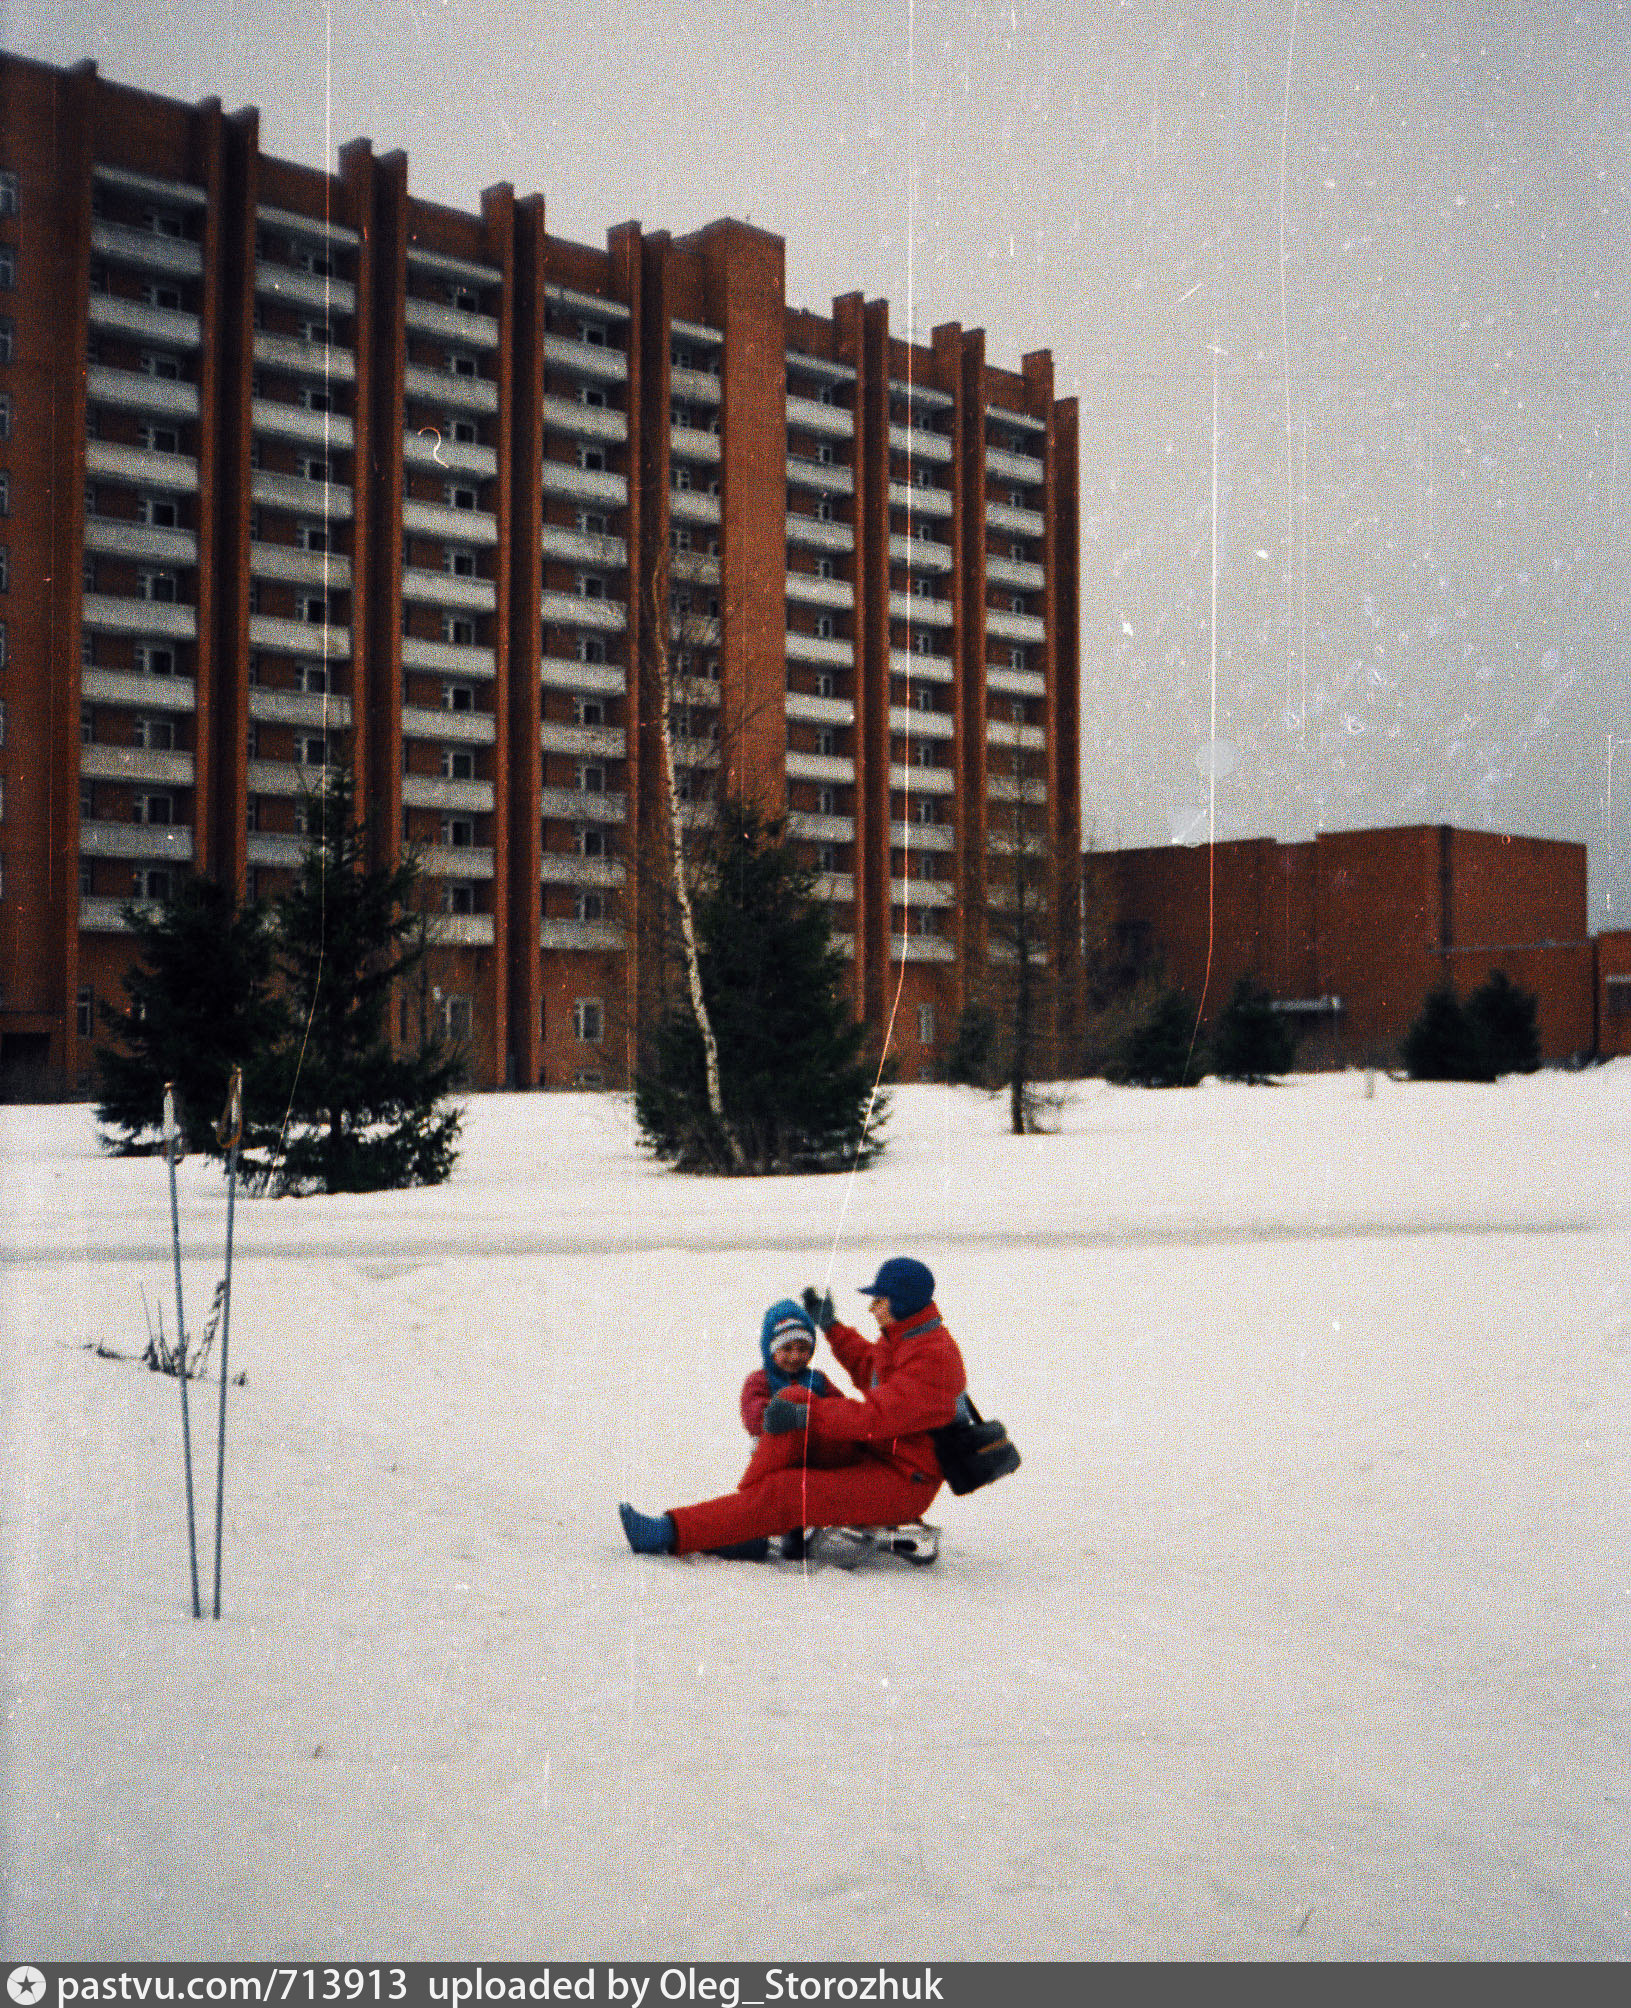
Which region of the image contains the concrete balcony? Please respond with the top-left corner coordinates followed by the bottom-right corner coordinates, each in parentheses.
top-left (890, 877), bottom-right (957, 908)
top-left (78, 819), bottom-right (195, 861)
top-left (409, 243), bottom-right (500, 287)
top-left (985, 608), bottom-right (1047, 644)
top-left (541, 524), bottom-right (628, 570)
top-left (785, 573), bottom-right (853, 611)
top-left (248, 614), bottom-right (350, 659)
top-left (80, 897), bottom-right (163, 933)
top-left (254, 260), bottom-right (357, 316)
top-left (541, 656), bottom-right (626, 698)
top-left (812, 873), bottom-right (856, 903)
top-left (402, 774), bottom-right (495, 814)
top-left (986, 553), bottom-right (1046, 592)
top-left (80, 743), bottom-right (195, 786)
top-left (889, 533), bottom-right (954, 574)
top-left (249, 687), bottom-right (354, 729)
top-left (888, 481), bottom-right (952, 517)
top-left (985, 499), bottom-right (1045, 538)
top-left (82, 668), bottom-right (198, 713)
top-left (85, 440), bottom-right (197, 493)
top-left (540, 721), bottom-right (626, 759)
top-left (245, 833), bottom-right (309, 868)
top-left (785, 811), bottom-right (855, 843)
top-left (670, 550), bottom-right (721, 588)
top-left (543, 395), bottom-right (627, 445)
top-left (784, 691), bottom-right (854, 728)
top-left (891, 705), bottom-right (955, 739)
top-left (785, 751), bottom-right (855, 785)
top-left (87, 293), bottom-right (200, 351)
top-left (402, 498), bottom-right (497, 545)
top-left (250, 470), bottom-right (353, 520)
top-left (81, 594), bottom-right (198, 640)
top-left (889, 592), bottom-right (953, 627)
top-left (786, 514), bottom-right (855, 555)
top-left (787, 395), bottom-right (854, 441)
top-left (84, 519), bottom-right (197, 565)
top-left (257, 202), bottom-right (360, 250)
top-left (987, 773), bottom-right (1049, 805)
top-left (670, 365), bottom-right (721, 405)
top-left (94, 162), bottom-right (207, 208)
top-left (250, 543), bottom-right (354, 590)
top-left (252, 398), bottom-right (355, 451)
top-left (420, 845), bottom-right (495, 880)
top-left (539, 786), bottom-right (626, 824)
top-left (541, 460), bottom-right (627, 509)
top-left (540, 853), bottom-right (628, 889)
top-left (890, 648), bottom-right (953, 683)
top-left (542, 334), bottom-right (629, 386)
top-left (402, 430), bottom-right (496, 478)
top-left (896, 935), bottom-right (957, 963)
top-left (785, 632), bottom-right (853, 669)
top-left (669, 487), bottom-right (722, 527)
top-left (403, 362), bottom-right (500, 414)
top-left (889, 764), bottom-right (955, 794)
top-left (252, 331), bottom-right (357, 382)
top-left (401, 566), bottom-right (495, 612)
top-left (788, 456), bottom-right (853, 497)
top-left (539, 918), bottom-right (624, 952)
top-left (986, 719), bottom-right (1046, 751)
top-left (671, 424), bottom-right (721, 465)
top-left (404, 295), bottom-right (500, 350)
top-left (84, 365), bottom-right (200, 421)
top-left (430, 913), bottom-right (496, 949)
top-left (401, 704), bottom-right (495, 746)
top-left (246, 757), bottom-right (330, 798)
top-left (890, 820), bottom-right (957, 852)
top-left (888, 422), bottom-right (952, 464)
top-left (401, 635), bottom-right (496, 680)
top-left (985, 443), bottom-right (1045, 485)
top-left (542, 589), bottom-right (626, 633)
top-left (986, 664), bottom-right (1047, 700)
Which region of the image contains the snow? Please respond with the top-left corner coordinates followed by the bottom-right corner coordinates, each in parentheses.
top-left (3, 1070), bottom-right (1628, 1961)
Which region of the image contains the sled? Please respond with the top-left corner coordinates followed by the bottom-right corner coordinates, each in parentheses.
top-left (794, 1522), bottom-right (940, 1569)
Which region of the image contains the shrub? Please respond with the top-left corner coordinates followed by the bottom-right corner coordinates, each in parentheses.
top-left (1108, 987), bottom-right (1207, 1088)
top-left (1210, 976), bottom-right (1298, 1083)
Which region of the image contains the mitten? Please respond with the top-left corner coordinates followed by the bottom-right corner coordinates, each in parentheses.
top-left (762, 1395), bottom-right (811, 1435)
top-left (800, 1286), bottom-right (836, 1332)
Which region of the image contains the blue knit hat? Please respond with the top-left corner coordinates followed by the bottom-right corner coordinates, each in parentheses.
top-left (760, 1298), bottom-right (817, 1373)
top-left (859, 1257), bottom-right (935, 1319)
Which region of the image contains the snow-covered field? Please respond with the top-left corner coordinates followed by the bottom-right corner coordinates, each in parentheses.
top-left (2, 1070), bottom-right (1627, 1961)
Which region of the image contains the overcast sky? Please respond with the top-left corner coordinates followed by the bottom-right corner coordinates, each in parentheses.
top-left (18, 1), bottom-right (1631, 925)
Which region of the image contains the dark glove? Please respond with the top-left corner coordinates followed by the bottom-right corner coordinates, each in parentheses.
top-left (800, 1286), bottom-right (836, 1332)
top-left (762, 1396), bottom-right (811, 1435)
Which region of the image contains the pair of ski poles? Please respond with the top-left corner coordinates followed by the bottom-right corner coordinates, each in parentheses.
top-left (163, 1065), bottom-right (243, 1621)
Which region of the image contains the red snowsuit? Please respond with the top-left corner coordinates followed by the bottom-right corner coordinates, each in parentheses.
top-left (667, 1303), bottom-right (966, 1556)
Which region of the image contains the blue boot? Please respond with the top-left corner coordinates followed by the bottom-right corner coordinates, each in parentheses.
top-left (619, 1502), bottom-right (677, 1555)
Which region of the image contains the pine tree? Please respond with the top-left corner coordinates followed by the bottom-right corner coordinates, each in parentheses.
top-left (1465, 969), bottom-right (1541, 1075)
top-left (94, 876), bottom-right (285, 1156)
top-left (634, 799), bottom-right (884, 1173)
top-left (1401, 985), bottom-right (1494, 1081)
top-left (251, 770), bottom-right (462, 1194)
top-left (1210, 976), bottom-right (1298, 1083)
top-left (1109, 986), bottom-right (1208, 1088)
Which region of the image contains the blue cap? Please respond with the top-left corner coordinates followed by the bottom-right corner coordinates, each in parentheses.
top-left (859, 1258), bottom-right (935, 1319)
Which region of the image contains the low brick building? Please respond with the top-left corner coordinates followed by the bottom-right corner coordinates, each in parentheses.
top-left (1086, 825), bottom-right (1602, 1067)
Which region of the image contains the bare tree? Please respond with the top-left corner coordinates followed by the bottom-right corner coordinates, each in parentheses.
top-left (984, 713), bottom-right (1063, 1135)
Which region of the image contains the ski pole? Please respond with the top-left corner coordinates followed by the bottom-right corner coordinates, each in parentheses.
top-left (165, 1083), bottom-right (202, 1619)
top-left (211, 1065), bottom-right (243, 1621)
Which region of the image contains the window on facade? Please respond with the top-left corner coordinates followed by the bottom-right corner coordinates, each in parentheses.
top-left (579, 763), bottom-right (605, 794)
top-left (815, 497), bottom-right (832, 522)
top-left (137, 715), bottom-right (175, 751)
top-left (917, 1003), bottom-right (936, 1044)
top-left (445, 616), bottom-right (477, 646)
top-left (580, 384), bottom-right (607, 410)
top-left (134, 793), bottom-right (174, 826)
top-left (576, 824), bottom-right (605, 858)
top-left (0, 546), bottom-right (7, 593)
top-left (138, 644), bottom-right (176, 677)
top-left (442, 882), bottom-right (476, 915)
top-left (0, 250), bottom-right (15, 293)
top-left (573, 998), bottom-right (604, 1043)
top-left (246, 795), bottom-right (259, 832)
top-left (577, 574), bottom-right (605, 600)
top-left (446, 351), bottom-right (478, 379)
top-left (76, 987), bottom-right (94, 1039)
top-left (581, 323), bottom-right (607, 348)
top-left (143, 283), bottom-right (184, 312)
top-left (439, 995), bottom-right (475, 1042)
top-left (440, 747), bottom-right (475, 781)
top-left (816, 726), bottom-right (836, 757)
top-left (245, 719), bottom-right (259, 758)
top-left (299, 735), bottom-right (328, 767)
top-left (299, 662), bottom-right (328, 693)
top-left (576, 635), bottom-right (607, 665)
top-left (443, 682), bottom-right (474, 712)
top-left (671, 464), bottom-right (691, 491)
top-left (578, 446), bottom-right (605, 473)
top-left (140, 494), bottom-right (179, 529)
top-left (441, 816), bottom-right (474, 847)
top-left (0, 392), bottom-right (10, 440)
top-left (0, 172), bottom-right (18, 219)
top-left (575, 889), bottom-right (604, 923)
top-left (670, 528), bottom-right (691, 552)
top-left (140, 571), bottom-right (178, 604)
top-left (577, 511), bottom-right (607, 536)
top-left (813, 616), bottom-right (832, 641)
top-left (815, 671), bottom-right (834, 698)
top-left (450, 417), bottom-right (478, 445)
top-left (0, 319), bottom-right (14, 364)
top-left (80, 705), bottom-right (93, 746)
top-left (575, 697), bottom-right (604, 727)
top-left (816, 785), bottom-right (836, 816)
top-left (446, 484), bottom-right (478, 512)
top-left (142, 424), bottom-right (181, 455)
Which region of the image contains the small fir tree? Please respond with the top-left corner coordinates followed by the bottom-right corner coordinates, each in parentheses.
top-left (1400, 984), bottom-right (1494, 1081)
top-left (1465, 969), bottom-right (1541, 1076)
top-left (1109, 986), bottom-right (1208, 1088)
top-left (94, 876), bottom-right (286, 1155)
top-left (939, 1002), bottom-right (1000, 1088)
top-left (1210, 976), bottom-right (1298, 1084)
top-left (635, 799), bottom-right (884, 1173)
top-left (251, 770), bottom-right (462, 1194)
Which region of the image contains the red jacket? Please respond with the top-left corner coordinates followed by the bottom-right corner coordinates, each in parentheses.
top-left (740, 1365), bottom-right (838, 1437)
top-left (793, 1302), bottom-right (966, 1483)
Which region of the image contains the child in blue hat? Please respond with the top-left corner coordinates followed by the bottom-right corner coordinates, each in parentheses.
top-left (740, 1298), bottom-right (837, 1437)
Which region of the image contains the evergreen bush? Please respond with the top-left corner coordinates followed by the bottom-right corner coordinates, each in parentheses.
top-left (1210, 976), bottom-right (1298, 1083)
top-left (1108, 987), bottom-right (1207, 1088)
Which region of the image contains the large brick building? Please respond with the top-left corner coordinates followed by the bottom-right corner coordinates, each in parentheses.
top-left (1087, 825), bottom-right (1606, 1066)
top-left (0, 53), bottom-right (1081, 1092)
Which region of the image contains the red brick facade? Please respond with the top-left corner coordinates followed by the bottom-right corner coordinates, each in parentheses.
top-left (0, 55), bottom-right (1080, 1093)
top-left (1087, 826), bottom-right (1602, 1066)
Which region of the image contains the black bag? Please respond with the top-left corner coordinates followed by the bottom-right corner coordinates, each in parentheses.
top-left (932, 1395), bottom-right (1021, 1496)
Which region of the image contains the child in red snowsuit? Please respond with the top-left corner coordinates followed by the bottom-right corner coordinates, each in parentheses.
top-left (619, 1259), bottom-right (965, 1557)
top-left (740, 1299), bottom-right (839, 1437)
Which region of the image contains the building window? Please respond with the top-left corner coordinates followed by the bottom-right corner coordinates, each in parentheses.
top-left (139, 571), bottom-right (178, 604)
top-left (136, 715), bottom-right (175, 751)
top-left (441, 882), bottom-right (476, 916)
top-left (573, 998), bottom-right (604, 1043)
top-left (575, 697), bottom-right (604, 727)
top-left (670, 464), bottom-right (691, 491)
top-left (577, 446), bottom-right (605, 473)
top-left (580, 384), bottom-right (607, 409)
top-left (80, 705), bottom-right (94, 746)
top-left (439, 994), bottom-right (475, 1042)
top-left (576, 824), bottom-right (605, 858)
top-left (446, 350), bottom-right (478, 379)
top-left (576, 636), bottom-right (606, 664)
top-left (0, 250), bottom-right (15, 292)
top-left (298, 735), bottom-right (328, 767)
top-left (440, 747), bottom-right (475, 781)
top-left (134, 793), bottom-right (174, 827)
top-left (0, 547), bottom-right (7, 594)
top-left (578, 762), bottom-right (605, 795)
top-left (0, 319), bottom-right (15, 364)
top-left (446, 484), bottom-right (479, 512)
top-left (132, 867), bottom-right (173, 901)
top-left (441, 816), bottom-right (474, 848)
top-left (577, 573), bottom-right (606, 600)
top-left (245, 719), bottom-right (259, 759)
top-left (77, 987), bottom-right (94, 1039)
top-left (443, 681), bottom-right (474, 712)
top-left (138, 644), bottom-right (177, 677)
top-left (142, 423), bottom-right (181, 455)
top-left (446, 547), bottom-right (476, 578)
top-left (816, 785), bottom-right (836, 816)
top-left (814, 616), bottom-right (832, 640)
top-left (816, 726), bottom-right (836, 757)
top-left (917, 1003), bottom-right (936, 1044)
top-left (0, 621), bottom-right (6, 670)
top-left (299, 523), bottom-right (330, 553)
top-left (0, 392), bottom-right (11, 440)
top-left (140, 494), bottom-right (179, 529)
top-left (0, 172), bottom-right (17, 220)
top-left (575, 889), bottom-right (604, 923)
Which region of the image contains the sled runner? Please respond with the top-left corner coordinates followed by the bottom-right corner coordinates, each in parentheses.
top-left (797, 1521), bottom-right (941, 1569)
